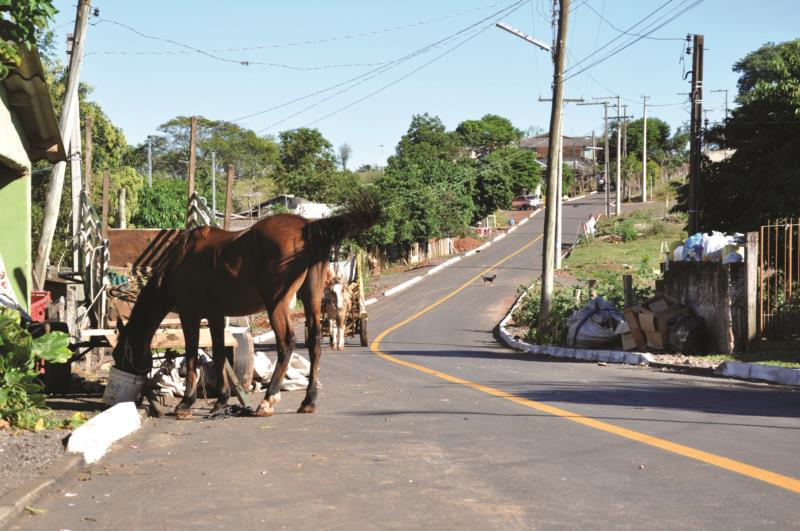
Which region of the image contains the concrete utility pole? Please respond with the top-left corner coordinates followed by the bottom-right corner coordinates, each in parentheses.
top-left (688, 34), bottom-right (704, 234)
top-left (211, 150), bottom-right (217, 214)
top-left (642, 95), bottom-right (648, 202)
top-left (101, 169), bottom-right (109, 238)
top-left (118, 188), bottom-right (126, 229)
top-left (69, 109), bottom-right (83, 271)
top-left (147, 137), bottom-right (153, 187)
top-left (622, 105), bottom-right (628, 159)
top-left (539, 0), bottom-right (570, 322)
top-left (615, 95), bottom-right (621, 215)
top-left (84, 114), bottom-right (93, 196)
top-left (188, 116), bottom-right (197, 198)
top-left (34, 0), bottom-right (91, 289)
top-left (580, 99), bottom-right (613, 217)
top-left (538, 96), bottom-right (583, 270)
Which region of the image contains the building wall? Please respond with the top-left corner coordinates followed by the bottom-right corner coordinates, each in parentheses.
top-left (0, 86), bottom-right (32, 311)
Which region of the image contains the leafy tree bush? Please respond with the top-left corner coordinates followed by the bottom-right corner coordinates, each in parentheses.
top-left (512, 283), bottom-right (580, 345)
top-left (131, 177), bottom-right (187, 228)
top-left (0, 309), bottom-right (71, 430)
top-left (0, 0), bottom-right (56, 79)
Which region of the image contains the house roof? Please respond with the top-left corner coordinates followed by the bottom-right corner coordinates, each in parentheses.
top-left (2, 48), bottom-right (66, 164)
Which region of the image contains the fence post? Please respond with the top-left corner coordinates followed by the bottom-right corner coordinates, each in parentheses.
top-left (745, 231), bottom-right (759, 351)
top-left (623, 274), bottom-right (634, 308)
top-left (224, 164), bottom-right (235, 230)
top-left (101, 169), bottom-right (109, 237)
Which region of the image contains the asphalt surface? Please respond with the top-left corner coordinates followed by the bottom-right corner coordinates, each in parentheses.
top-left (12, 194), bottom-right (800, 530)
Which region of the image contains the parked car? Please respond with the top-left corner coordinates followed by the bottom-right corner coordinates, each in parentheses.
top-left (511, 194), bottom-right (541, 210)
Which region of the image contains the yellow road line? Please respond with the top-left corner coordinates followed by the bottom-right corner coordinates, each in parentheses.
top-left (370, 235), bottom-right (800, 495)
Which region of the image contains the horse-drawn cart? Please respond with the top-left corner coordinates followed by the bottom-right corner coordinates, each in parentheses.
top-left (320, 251), bottom-right (369, 348)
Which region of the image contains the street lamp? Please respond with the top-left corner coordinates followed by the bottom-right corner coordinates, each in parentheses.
top-left (495, 22), bottom-right (551, 52)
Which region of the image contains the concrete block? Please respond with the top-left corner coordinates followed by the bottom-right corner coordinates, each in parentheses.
top-left (67, 402), bottom-right (141, 464)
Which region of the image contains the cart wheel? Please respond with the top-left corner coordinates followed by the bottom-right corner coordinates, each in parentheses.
top-left (232, 331), bottom-right (254, 390)
top-left (359, 319), bottom-right (369, 347)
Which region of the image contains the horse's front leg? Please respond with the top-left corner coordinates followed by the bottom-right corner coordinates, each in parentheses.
top-left (298, 275), bottom-right (323, 414)
top-left (176, 313), bottom-right (201, 420)
top-left (255, 302), bottom-right (294, 417)
top-left (208, 315), bottom-right (230, 414)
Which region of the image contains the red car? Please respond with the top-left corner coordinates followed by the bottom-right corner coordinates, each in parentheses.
top-left (511, 194), bottom-right (541, 210)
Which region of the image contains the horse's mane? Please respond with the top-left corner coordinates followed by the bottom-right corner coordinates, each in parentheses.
top-left (302, 192), bottom-right (381, 262)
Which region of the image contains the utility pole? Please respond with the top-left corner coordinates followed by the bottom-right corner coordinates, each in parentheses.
top-left (224, 165), bottom-right (235, 230)
top-left (580, 99), bottom-right (613, 217)
top-left (147, 137), bottom-right (153, 187)
top-left (591, 130), bottom-right (597, 177)
top-left (642, 95), bottom-right (648, 202)
top-left (188, 116), bottom-right (197, 199)
top-left (84, 114), bottom-right (93, 197)
top-left (615, 95), bottom-right (621, 215)
top-left (711, 88), bottom-right (729, 121)
top-left (33, 0), bottom-right (91, 289)
top-left (69, 109), bottom-right (83, 271)
top-left (622, 104), bottom-right (628, 159)
top-left (539, 0), bottom-right (570, 322)
top-left (101, 169), bottom-right (109, 238)
top-left (211, 150), bottom-right (217, 214)
top-left (538, 96), bottom-right (583, 270)
top-left (688, 34), bottom-right (704, 234)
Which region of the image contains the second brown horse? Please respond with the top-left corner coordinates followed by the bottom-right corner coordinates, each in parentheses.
top-left (112, 194), bottom-right (380, 419)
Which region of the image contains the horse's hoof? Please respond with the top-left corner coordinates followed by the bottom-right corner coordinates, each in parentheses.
top-left (297, 403), bottom-right (316, 414)
top-left (175, 406), bottom-right (193, 420)
top-left (210, 401), bottom-right (227, 414)
top-left (254, 405), bottom-right (273, 417)
top-left (150, 402), bottom-right (165, 418)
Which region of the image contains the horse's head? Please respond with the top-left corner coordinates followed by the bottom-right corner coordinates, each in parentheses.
top-left (111, 317), bottom-right (153, 375)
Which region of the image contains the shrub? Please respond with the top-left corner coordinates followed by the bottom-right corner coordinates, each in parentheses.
top-left (0, 309), bottom-right (71, 430)
top-left (513, 283), bottom-right (581, 345)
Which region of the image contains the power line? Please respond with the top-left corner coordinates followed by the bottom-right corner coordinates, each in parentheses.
top-left (583, 0), bottom-right (685, 41)
top-left (86, 2), bottom-right (511, 57)
top-left (565, 0), bottom-right (704, 81)
top-left (225, 0), bottom-right (529, 127)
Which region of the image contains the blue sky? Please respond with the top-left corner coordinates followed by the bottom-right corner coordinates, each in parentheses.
top-left (50, 0), bottom-right (799, 169)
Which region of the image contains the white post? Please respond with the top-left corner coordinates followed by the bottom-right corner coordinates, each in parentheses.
top-left (615, 95), bottom-right (621, 215)
top-left (642, 95), bottom-right (648, 202)
top-left (70, 109), bottom-right (83, 272)
top-left (211, 150), bottom-right (217, 214)
top-left (119, 188), bottom-right (126, 229)
top-left (555, 115), bottom-right (563, 270)
top-left (147, 138), bottom-right (152, 187)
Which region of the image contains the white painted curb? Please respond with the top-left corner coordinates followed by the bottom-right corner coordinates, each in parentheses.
top-left (383, 275), bottom-right (423, 296)
top-left (364, 297), bottom-right (378, 306)
top-left (252, 331), bottom-right (276, 344)
top-left (715, 361), bottom-right (800, 386)
top-left (497, 286), bottom-right (653, 366)
top-left (67, 402), bottom-right (142, 464)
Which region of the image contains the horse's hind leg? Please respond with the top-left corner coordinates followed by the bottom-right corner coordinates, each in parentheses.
top-left (176, 312), bottom-right (201, 420)
top-left (254, 301), bottom-right (295, 417)
top-left (208, 315), bottom-right (230, 414)
top-left (298, 264), bottom-right (324, 413)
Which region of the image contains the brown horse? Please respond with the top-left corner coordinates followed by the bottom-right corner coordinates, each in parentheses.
top-left (112, 194), bottom-right (380, 419)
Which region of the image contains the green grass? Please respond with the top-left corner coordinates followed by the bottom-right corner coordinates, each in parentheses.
top-left (683, 353), bottom-right (800, 369)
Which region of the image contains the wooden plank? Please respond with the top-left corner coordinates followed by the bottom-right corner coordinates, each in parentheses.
top-left (223, 359), bottom-right (251, 408)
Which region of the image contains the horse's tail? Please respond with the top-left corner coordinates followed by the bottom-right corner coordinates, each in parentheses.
top-left (303, 191), bottom-right (381, 261)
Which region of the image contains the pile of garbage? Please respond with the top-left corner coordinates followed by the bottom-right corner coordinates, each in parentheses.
top-left (566, 294), bottom-right (706, 353)
top-left (621, 294), bottom-right (705, 353)
top-left (672, 232), bottom-right (745, 264)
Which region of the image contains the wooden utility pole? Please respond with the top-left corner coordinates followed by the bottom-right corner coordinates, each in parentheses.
top-left (188, 116), bottom-right (197, 198)
top-left (688, 34), bottom-right (704, 234)
top-left (211, 150), bottom-right (217, 214)
top-left (622, 104), bottom-right (628, 159)
top-left (33, 0), bottom-right (91, 289)
top-left (224, 164), bottom-right (235, 230)
top-left (147, 137), bottom-right (152, 187)
top-left (84, 114), bottom-right (93, 196)
top-left (642, 95), bottom-right (649, 202)
top-left (101, 169), bottom-right (110, 237)
top-left (539, 0), bottom-right (570, 322)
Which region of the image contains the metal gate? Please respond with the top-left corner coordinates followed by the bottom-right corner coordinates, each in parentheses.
top-left (759, 219), bottom-right (800, 341)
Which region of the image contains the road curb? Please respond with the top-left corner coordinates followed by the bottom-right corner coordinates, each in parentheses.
top-left (496, 284), bottom-right (800, 387)
top-left (0, 406), bottom-right (149, 528)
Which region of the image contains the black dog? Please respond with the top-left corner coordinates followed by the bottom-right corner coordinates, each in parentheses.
top-left (482, 273), bottom-right (496, 285)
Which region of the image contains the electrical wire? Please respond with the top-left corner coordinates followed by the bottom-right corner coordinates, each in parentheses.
top-left (565, 0), bottom-right (704, 81)
top-left (224, 0), bottom-right (529, 127)
top-left (583, 0), bottom-right (685, 41)
top-left (564, 0), bottom-right (676, 74)
top-left (86, 2), bottom-right (510, 57)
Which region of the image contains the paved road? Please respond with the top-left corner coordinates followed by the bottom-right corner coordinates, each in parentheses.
top-left (14, 195), bottom-right (800, 530)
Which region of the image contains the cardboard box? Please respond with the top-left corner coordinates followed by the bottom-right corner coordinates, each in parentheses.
top-left (647, 297), bottom-right (671, 313)
top-left (622, 306), bottom-right (647, 349)
top-left (638, 311), bottom-right (658, 332)
top-left (621, 332), bottom-right (638, 351)
top-left (654, 306), bottom-right (691, 332)
top-left (646, 330), bottom-right (668, 350)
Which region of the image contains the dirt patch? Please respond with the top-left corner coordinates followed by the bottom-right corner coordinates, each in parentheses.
top-left (454, 237), bottom-right (482, 253)
top-left (0, 428), bottom-right (68, 498)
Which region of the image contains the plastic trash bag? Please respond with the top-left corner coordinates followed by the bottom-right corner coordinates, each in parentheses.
top-left (668, 315), bottom-right (706, 354)
top-left (673, 244), bottom-right (685, 262)
top-left (682, 233), bottom-right (704, 261)
top-left (567, 297), bottom-right (625, 348)
top-left (702, 231), bottom-right (729, 261)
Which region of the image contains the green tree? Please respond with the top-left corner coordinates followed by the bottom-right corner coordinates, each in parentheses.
top-left (388, 113), bottom-right (459, 165)
top-left (0, 0), bottom-right (57, 79)
top-left (455, 114), bottom-right (522, 154)
top-left (481, 146), bottom-right (541, 194)
top-left (338, 143), bottom-right (352, 171)
top-left (278, 127), bottom-right (336, 174)
top-left (674, 39), bottom-right (800, 231)
top-left (131, 177), bottom-right (187, 229)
